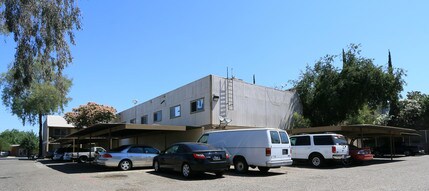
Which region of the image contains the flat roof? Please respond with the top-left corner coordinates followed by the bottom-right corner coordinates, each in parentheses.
top-left (66, 123), bottom-right (188, 138)
top-left (287, 124), bottom-right (419, 138)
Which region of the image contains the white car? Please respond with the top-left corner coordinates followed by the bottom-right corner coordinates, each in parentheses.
top-left (198, 128), bottom-right (293, 173)
top-left (95, 145), bottom-right (160, 171)
top-left (63, 147), bottom-right (106, 163)
top-left (289, 133), bottom-right (349, 167)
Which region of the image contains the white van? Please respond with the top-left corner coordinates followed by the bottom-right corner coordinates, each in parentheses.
top-left (197, 128), bottom-right (293, 173)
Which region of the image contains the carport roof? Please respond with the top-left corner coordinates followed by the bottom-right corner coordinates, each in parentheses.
top-left (66, 123), bottom-right (188, 138)
top-left (287, 124), bottom-right (419, 138)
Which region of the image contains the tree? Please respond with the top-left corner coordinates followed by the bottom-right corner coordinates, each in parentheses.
top-left (294, 44), bottom-right (405, 126)
top-left (64, 102), bottom-right (117, 129)
top-left (0, 138), bottom-right (10, 151)
top-left (395, 91), bottom-right (429, 129)
top-left (19, 131), bottom-right (38, 157)
top-left (1, 62), bottom-right (72, 158)
top-left (0, 0), bottom-right (81, 96)
top-left (0, 128), bottom-right (27, 144)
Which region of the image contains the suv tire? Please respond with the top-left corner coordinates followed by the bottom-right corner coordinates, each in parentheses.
top-left (309, 154), bottom-right (324, 168)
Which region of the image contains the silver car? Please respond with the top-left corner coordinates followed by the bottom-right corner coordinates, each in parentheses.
top-left (95, 145), bottom-right (160, 171)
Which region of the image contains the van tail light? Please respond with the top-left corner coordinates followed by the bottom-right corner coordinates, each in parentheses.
top-left (266, 148), bottom-right (271, 156)
top-left (225, 153), bottom-right (230, 159)
top-left (332, 146), bottom-right (337, 153)
top-left (193, 153), bottom-right (206, 159)
top-left (102, 153), bottom-right (112, 158)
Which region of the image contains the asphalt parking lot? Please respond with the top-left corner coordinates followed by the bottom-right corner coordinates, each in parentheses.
top-left (1, 155), bottom-right (428, 191)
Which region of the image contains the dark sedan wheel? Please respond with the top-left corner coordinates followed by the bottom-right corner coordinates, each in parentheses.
top-left (119, 160), bottom-right (132, 171)
top-left (215, 171), bottom-right (224, 177)
top-left (153, 160), bottom-right (161, 172)
top-left (182, 163), bottom-right (192, 178)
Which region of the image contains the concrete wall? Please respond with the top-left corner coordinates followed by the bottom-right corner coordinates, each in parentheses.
top-left (118, 76), bottom-right (212, 127)
top-left (119, 128), bottom-right (203, 150)
top-left (211, 75), bottom-right (301, 130)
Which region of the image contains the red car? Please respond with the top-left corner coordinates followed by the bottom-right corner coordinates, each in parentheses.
top-left (348, 145), bottom-right (373, 163)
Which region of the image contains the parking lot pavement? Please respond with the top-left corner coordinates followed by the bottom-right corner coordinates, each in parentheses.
top-left (1, 155), bottom-right (429, 191)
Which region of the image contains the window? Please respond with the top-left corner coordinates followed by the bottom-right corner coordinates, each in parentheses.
top-left (143, 147), bottom-right (160, 154)
top-left (128, 146), bottom-right (144, 153)
top-left (270, 131), bottom-right (281, 144)
top-left (197, 134), bottom-right (209, 144)
top-left (170, 105), bottom-right (181, 119)
top-left (279, 132), bottom-right (290, 144)
top-left (190, 98), bottom-right (204, 113)
top-left (153, 110), bottom-right (162, 122)
top-left (314, 135), bottom-right (334, 145)
top-left (333, 135), bottom-right (348, 145)
top-left (53, 128), bottom-right (69, 137)
top-left (165, 145), bottom-right (179, 154)
top-left (292, 136), bottom-right (311, 146)
top-left (130, 118), bottom-right (136, 124)
top-left (141, 115), bottom-right (148, 124)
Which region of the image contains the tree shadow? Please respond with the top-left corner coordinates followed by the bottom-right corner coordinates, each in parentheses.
top-left (147, 170), bottom-right (224, 181)
top-left (290, 158), bottom-right (405, 170)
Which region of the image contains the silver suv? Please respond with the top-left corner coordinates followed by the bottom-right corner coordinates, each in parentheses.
top-left (290, 133), bottom-right (349, 167)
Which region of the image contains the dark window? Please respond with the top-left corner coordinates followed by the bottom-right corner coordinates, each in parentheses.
top-left (279, 132), bottom-right (290, 144)
top-left (197, 134), bottom-right (209, 144)
top-left (333, 135), bottom-right (348, 145)
top-left (190, 98), bottom-right (204, 113)
top-left (141, 115), bottom-right (148, 124)
top-left (270, 131), bottom-right (281, 144)
top-left (128, 146), bottom-right (144, 153)
top-left (143, 147), bottom-right (159, 154)
top-left (164, 145), bottom-right (179, 154)
top-left (177, 145), bottom-right (189, 153)
top-left (110, 145), bottom-right (130, 152)
top-left (153, 111), bottom-right (162, 122)
top-left (293, 136), bottom-right (311, 146)
top-left (130, 118), bottom-right (136, 124)
top-left (170, 105), bottom-right (181, 119)
top-left (313, 135), bottom-right (334, 145)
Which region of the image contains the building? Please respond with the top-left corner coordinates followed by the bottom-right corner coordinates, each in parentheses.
top-left (42, 115), bottom-right (77, 156)
top-left (117, 75), bottom-right (301, 131)
top-left (52, 75), bottom-right (301, 151)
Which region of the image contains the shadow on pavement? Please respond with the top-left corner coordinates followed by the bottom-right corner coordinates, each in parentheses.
top-left (38, 159), bottom-right (151, 174)
top-left (290, 157), bottom-right (405, 170)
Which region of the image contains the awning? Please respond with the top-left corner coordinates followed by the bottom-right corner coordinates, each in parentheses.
top-left (66, 123), bottom-right (188, 138)
top-left (287, 124), bottom-right (419, 138)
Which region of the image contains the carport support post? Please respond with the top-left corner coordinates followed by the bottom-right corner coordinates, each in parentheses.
top-left (390, 132), bottom-right (393, 161)
top-left (108, 126), bottom-right (112, 151)
top-left (360, 127), bottom-right (364, 147)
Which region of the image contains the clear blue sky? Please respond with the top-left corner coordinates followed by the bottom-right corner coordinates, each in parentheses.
top-left (1, 1), bottom-right (428, 133)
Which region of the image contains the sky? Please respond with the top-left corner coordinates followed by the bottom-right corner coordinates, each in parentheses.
top-left (1, 1), bottom-right (428, 133)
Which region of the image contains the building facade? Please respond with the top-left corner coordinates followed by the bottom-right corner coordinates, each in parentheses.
top-left (42, 115), bottom-right (77, 156)
top-left (117, 75), bottom-right (301, 131)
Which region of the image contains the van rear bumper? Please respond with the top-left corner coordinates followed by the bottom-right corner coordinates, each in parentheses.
top-left (266, 159), bottom-right (293, 167)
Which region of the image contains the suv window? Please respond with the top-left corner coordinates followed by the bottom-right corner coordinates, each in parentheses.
top-left (333, 135), bottom-right (348, 145)
top-left (279, 132), bottom-right (289, 144)
top-left (291, 136), bottom-right (311, 146)
top-left (313, 135), bottom-right (334, 145)
top-left (270, 131), bottom-right (281, 144)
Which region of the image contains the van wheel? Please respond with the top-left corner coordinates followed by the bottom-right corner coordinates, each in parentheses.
top-left (258, 166), bottom-right (270, 173)
top-left (234, 158), bottom-right (248, 173)
top-left (309, 154), bottom-right (324, 168)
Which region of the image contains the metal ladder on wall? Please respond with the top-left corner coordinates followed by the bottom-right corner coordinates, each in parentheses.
top-left (227, 78), bottom-right (234, 110)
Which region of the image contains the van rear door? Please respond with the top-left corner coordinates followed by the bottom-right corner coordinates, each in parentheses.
top-left (269, 131), bottom-right (292, 164)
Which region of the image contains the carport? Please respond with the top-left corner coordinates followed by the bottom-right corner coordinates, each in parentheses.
top-left (287, 124), bottom-right (420, 160)
top-left (63, 123), bottom-right (203, 151)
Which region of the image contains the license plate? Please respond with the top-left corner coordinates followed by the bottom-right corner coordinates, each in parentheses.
top-left (283, 149), bottom-right (288, 155)
top-left (213, 156), bottom-right (221, 160)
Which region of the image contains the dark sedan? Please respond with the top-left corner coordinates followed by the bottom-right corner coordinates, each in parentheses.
top-left (153, 142), bottom-right (230, 178)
